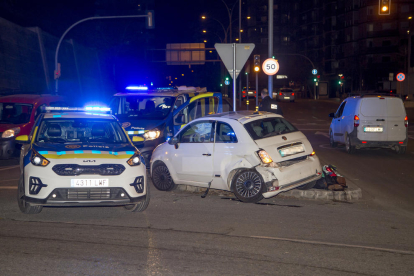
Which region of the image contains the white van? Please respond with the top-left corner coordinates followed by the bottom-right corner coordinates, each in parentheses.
top-left (329, 95), bottom-right (408, 154)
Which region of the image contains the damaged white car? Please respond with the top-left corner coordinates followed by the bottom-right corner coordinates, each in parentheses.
top-left (150, 111), bottom-right (322, 203)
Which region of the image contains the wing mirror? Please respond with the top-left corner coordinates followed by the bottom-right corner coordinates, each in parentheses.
top-left (329, 113), bottom-right (335, 118)
top-left (168, 137), bottom-right (179, 145)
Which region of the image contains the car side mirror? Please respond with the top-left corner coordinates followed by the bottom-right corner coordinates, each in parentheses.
top-left (15, 135), bottom-right (30, 144)
top-left (329, 113), bottom-right (335, 118)
top-left (168, 137), bottom-right (179, 145)
top-left (175, 114), bottom-right (185, 125)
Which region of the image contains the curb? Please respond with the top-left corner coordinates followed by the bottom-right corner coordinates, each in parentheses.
top-left (172, 184), bottom-right (363, 202)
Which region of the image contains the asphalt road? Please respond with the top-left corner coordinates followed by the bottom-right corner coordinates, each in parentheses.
top-left (1, 99), bottom-right (414, 275)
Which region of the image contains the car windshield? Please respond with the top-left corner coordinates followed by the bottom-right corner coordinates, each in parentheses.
top-left (0, 103), bottom-right (33, 124)
top-left (119, 95), bottom-right (175, 119)
top-left (244, 117), bottom-right (298, 140)
top-left (36, 119), bottom-right (128, 144)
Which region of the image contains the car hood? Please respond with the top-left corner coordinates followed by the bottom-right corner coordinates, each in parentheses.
top-left (0, 123), bottom-right (24, 132)
top-left (253, 131), bottom-right (313, 162)
top-left (118, 118), bottom-right (165, 132)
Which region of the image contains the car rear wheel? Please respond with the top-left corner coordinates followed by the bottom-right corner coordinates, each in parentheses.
top-left (17, 175), bottom-right (43, 214)
top-left (396, 145), bottom-right (406, 155)
top-left (124, 184), bottom-right (150, 212)
top-left (330, 130), bottom-right (337, 148)
top-left (151, 162), bottom-right (176, 191)
top-left (345, 135), bottom-right (355, 154)
top-left (296, 180), bottom-right (317, 190)
top-left (232, 169), bottom-right (264, 203)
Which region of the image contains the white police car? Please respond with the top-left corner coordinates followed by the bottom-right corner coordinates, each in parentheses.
top-left (15, 107), bottom-right (149, 214)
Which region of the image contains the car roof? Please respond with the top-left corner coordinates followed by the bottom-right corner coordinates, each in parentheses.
top-left (43, 112), bottom-right (115, 120)
top-left (0, 94), bottom-right (63, 104)
top-left (113, 90), bottom-right (212, 97)
top-left (206, 111), bottom-right (282, 124)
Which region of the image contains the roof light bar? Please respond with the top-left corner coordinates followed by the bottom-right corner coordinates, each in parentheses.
top-left (126, 86), bottom-right (148, 91)
top-left (44, 106), bottom-right (111, 112)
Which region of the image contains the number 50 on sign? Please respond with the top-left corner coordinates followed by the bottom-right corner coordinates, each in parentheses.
top-left (262, 58), bottom-right (280, 75)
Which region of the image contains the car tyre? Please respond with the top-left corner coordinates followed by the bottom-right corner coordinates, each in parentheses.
top-left (151, 162), bottom-right (176, 191)
top-left (124, 184), bottom-right (150, 212)
top-left (345, 135), bottom-right (355, 154)
top-left (296, 180), bottom-right (317, 190)
top-left (396, 145), bottom-right (406, 155)
top-left (232, 169), bottom-right (265, 203)
top-left (330, 130), bottom-right (337, 148)
top-left (17, 175), bottom-right (43, 214)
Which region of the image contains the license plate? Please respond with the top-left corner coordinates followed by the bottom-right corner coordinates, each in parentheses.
top-left (284, 97), bottom-right (290, 99)
top-left (71, 179), bottom-right (109, 187)
top-left (279, 144), bottom-right (305, 157)
top-left (364, 127), bottom-right (383, 132)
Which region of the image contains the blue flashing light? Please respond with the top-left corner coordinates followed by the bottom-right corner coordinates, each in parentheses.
top-left (126, 86), bottom-right (148, 91)
top-left (156, 87), bottom-right (175, 90)
top-left (151, 82), bottom-right (154, 86)
top-left (85, 106), bottom-right (111, 112)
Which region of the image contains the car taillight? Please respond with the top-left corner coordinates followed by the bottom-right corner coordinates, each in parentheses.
top-left (254, 91), bottom-right (256, 94)
top-left (279, 92), bottom-right (282, 96)
top-left (405, 116), bottom-right (408, 128)
top-left (243, 95), bottom-right (246, 97)
top-left (292, 93), bottom-right (294, 96)
top-left (242, 91), bottom-right (246, 93)
top-left (354, 115), bottom-right (360, 127)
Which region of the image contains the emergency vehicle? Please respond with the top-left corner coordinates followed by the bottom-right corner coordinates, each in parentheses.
top-left (109, 86), bottom-right (225, 165)
top-left (16, 107), bottom-right (149, 214)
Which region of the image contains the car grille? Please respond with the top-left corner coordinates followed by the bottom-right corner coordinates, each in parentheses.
top-left (48, 188), bottom-right (127, 200)
top-left (52, 164), bottom-right (125, 176)
top-left (277, 155), bottom-right (308, 167)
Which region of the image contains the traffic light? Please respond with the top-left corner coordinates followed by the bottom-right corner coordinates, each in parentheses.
top-left (338, 75), bottom-right (344, 84)
top-left (254, 55), bottom-right (260, 72)
top-left (378, 0), bottom-right (390, 15)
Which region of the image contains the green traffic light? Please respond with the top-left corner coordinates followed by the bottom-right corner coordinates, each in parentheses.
top-left (338, 81), bottom-right (342, 84)
top-left (225, 77), bottom-right (229, 81)
top-left (313, 78), bottom-right (317, 82)
top-left (220, 84), bottom-right (223, 87)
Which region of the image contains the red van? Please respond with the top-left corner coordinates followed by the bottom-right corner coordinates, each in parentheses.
top-left (0, 94), bottom-right (67, 159)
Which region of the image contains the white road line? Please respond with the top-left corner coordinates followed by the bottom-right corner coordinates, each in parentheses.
top-left (0, 186), bottom-right (17, 189)
top-left (251, 235), bottom-right (414, 255)
top-left (0, 165), bottom-right (19, 171)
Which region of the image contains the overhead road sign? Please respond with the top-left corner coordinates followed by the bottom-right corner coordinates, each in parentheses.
top-left (262, 58), bottom-right (279, 76)
top-left (215, 43), bottom-right (255, 79)
top-left (396, 73), bottom-right (405, 82)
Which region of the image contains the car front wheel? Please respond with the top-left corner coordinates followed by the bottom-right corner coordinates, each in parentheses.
top-left (151, 162), bottom-right (176, 191)
top-left (124, 184), bottom-right (150, 212)
top-left (17, 175), bottom-right (43, 214)
top-left (232, 169), bottom-right (264, 203)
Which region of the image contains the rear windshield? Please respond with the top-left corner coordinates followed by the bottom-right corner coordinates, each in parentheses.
top-left (244, 117), bottom-right (298, 140)
top-left (360, 97), bottom-right (405, 117)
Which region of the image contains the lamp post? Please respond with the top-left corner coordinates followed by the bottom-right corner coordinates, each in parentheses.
top-left (54, 12), bottom-right (153, 93)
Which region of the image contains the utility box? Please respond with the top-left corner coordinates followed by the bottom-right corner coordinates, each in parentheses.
top-left (166, 43), bottom-right (205, 65)
top-left (318, 81), bottom-right (329, 98)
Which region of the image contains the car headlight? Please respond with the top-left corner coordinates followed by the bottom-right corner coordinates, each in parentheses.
top-left (31, 150), bottom-right (50, 167)
top-left (258, 150), bottom-right (273, 164)
top-left (2, 127), bottom-right (20, 138)
top-left (143, 129), bottom-right (161, 140)
top-left (127, 151), bottom-right (141, 166)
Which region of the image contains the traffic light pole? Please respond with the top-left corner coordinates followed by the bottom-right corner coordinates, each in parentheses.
top-left (268, 0), bottom-right (274, 98)
top-left (233, 43), bottom-right (237, 111)
top-left (256, 72), bottom-right (259, 110)
top-left (54, 13), bottom-right (153, 93)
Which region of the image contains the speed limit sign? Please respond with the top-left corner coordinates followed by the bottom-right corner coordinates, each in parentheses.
top-left (262, 58), bottom-right (280, 75)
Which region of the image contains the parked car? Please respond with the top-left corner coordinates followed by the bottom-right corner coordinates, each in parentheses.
top-left (15, 107), bottom-right (149, 214)
top-left (329, 94), bottom-right (408, 154)
top-left (110, 86), bottom-right (225, 166)
top-left (0, 94), bottom-right (67, 159)
top-left (150, 111), bottom-right (322, 203)
top-left (274, 88), bottom-right (295, 102)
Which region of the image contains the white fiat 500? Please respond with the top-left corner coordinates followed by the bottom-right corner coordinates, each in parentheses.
top-left (15, 107), bottom-right (149, 214)
top-left (150, 111), bottom-right (322, 203)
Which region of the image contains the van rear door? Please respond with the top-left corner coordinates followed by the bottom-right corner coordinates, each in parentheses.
top-left (358, 97), bottom-right (388, 141)
top-left (385, 98), bottom-right (406, 141)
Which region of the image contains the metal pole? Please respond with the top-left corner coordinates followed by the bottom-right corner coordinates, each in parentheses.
top-left (238, 0), bottom-right (242, 107)
top-left (54, 14), bottom-right (150, 93)
top-left (256, 72), bottom-right (259, 110)
top-left (268, 0), bottom-right (273, 98)
top-left (233, 43), bottom-right (236, 111)
top-left (246, 72), bottom-right (249, 110)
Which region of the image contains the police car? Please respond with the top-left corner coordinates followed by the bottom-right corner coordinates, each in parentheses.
top-left (15, 107), bottom-right (149, 214)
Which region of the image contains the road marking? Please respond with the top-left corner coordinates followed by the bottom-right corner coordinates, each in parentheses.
top-left (409, 135), bottom-right (414, 140)
top-left (251, 235), bottom-right (414, 255)
top-left (315, 131), bottom-right (330, 138)
top-left (0, 186), bottom-right (17, 189)
top-left (0, 165), bottom-right (19, 171)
